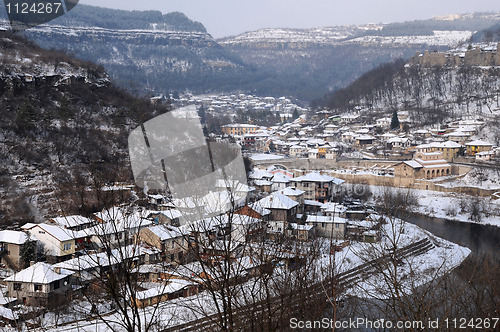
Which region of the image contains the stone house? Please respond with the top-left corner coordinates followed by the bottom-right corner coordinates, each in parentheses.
top-left (138, 225), bottom-right (188, 265)
top-left (254, 193), bottom-right (298, 234)
top-left (305, 215), bottom-right (346, 239)
top-left (394, 151), bottom-right (451, 186)
top-left (290, 172), bottom-right (344, 203)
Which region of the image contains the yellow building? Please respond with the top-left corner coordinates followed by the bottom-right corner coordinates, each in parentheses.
top-left (465, 140), bottom-right (493, 156)
top-left (222, 124), bottom-right (259, 136)
top-left (318, 146), bottom-right (327, 158)
top-left (431, 141), bottom-right (463, 161)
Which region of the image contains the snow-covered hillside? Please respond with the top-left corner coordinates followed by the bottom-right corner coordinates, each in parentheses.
top-left (220, 28), bottom-right (473, 48)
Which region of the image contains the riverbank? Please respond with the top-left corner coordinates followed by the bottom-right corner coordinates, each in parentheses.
top-left (367, 185), bottom-right (500, 228)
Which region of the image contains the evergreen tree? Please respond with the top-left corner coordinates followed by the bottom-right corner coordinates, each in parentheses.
top-left (20, 239), bottom-right (37, 268)
top-left (292, 107), bottom-right (299, 120)
top-left (198, 105), bottom-right (206, 124)
top-left (391, 109), bottom-right (400, 130)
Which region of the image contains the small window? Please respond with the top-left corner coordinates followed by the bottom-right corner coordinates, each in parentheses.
top-left (13, 283), bottom-right (22, 291)
top-left (34, 284), bottom-right (43, 292)
top-left (63, 243), bottom-right (72, 251)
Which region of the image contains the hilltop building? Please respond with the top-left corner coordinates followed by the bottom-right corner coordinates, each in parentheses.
top-left (394, 151), bottom-right (451, 186)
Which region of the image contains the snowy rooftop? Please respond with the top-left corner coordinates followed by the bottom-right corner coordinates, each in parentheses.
top-left (280, 187), bottom-right (305, 196)
top-left (465, 139), bottom-right (493, 146)
top-left (306, 215), bottom-right (347, 224)
top-left (147, 225), bottom-right (185, 241)
top-left (254, 179), bottom-right (273, 186)
top-left (5, 262), bottom-right (73, 284)
top-left (147, 209), bottom-right (183, 220)
top-left (255, 192), bottom-right (298, 210)
top-left (50, 215), bottom-right (93, 228)
top-left (321, 202), bottom-right (347, 213)
top-left (291, 172), bottom-right (344, 185)
top-left (23, 223), bottom-right (80, 242)
top-left (403, 160), bottom-right (423, 169)
top-left (272, 173), bottom-right (292, 183)
top-left (0, 230), bottom-right (31, 245)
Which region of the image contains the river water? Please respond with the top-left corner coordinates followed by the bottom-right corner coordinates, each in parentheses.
top-left (407, 214), bottom-right (500, 260)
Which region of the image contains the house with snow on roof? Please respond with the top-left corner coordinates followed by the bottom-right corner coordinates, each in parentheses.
top-left (22, 223), bottom-right (82, 262)
top-left (288, 223), bottom-right (314, 241)
top-left (147, 209), bottom-right (183, 227)
top-left (48, 215), bottom-right (94, 232)
top-left (307, 146), bottom-right (326, 159)
top-left (289, 144), bottom-right (307, 158)
top-left (236, 204), bottom-right (271, 222)
top-left (254, 193), bottom-right (298, 235)
top-left (475, 150), bottom-right (495, 162)
top-left (271, 173), bottom-right (292, 191)
top-left (305, 215), bottom-right (346, 239)
top-left (465, 139), bottom-right (493, 156)
top-left (138, 225), bottom-right (188, 265)
top-left (5, 262), bottom-right (74, 307)
top-left (290, 172), bottom-right (345, 203)
top-left (278, 187), bottom-right (305, 213)
top-left (430, 140), bottom-right (463, 161)
top-left (0, 230), bottom-right (33, 270)
top-left (394, 151), bottom-right (451, 186)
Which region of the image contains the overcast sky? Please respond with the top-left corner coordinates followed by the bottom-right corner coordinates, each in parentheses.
top-left (79, 1), bottom-right (500, 38)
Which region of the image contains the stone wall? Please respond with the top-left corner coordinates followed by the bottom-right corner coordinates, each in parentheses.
top-left (408, 43), bottom-right (500, 68)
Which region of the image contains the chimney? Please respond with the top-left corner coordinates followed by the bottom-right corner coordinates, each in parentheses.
top-left (30, 261), bottom-right (35, 267)
top-left (54, 267), bottom-right (61, 274)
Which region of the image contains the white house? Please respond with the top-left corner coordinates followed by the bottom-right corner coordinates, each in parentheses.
top-left (22, 223), bottom-right (79, 259)
top-left (271, 173), bottom-right (292, 192)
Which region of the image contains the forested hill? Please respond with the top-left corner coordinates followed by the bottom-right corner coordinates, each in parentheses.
top-left (311, 43), bottom-right (500, 129)
top-left (0, 3), bottom-right (206, 32)
top-left (4, 4), bottom-right (500, 101)
top-left (51, 6), bottom-right (206, 32)
top-left (0, 31), bottom-right (169, 226)
top-left (470, 23), bottom-right (500, 43)
top-left (11, 3), bottom-right (250, 98)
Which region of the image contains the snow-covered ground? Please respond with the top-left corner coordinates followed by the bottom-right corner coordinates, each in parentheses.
top-left (348, 231), bottom-right (470, 299)
top-left (436, 168), bottom-right (500, 191)
top-left (369, 186), bottom-right (500, 228)
top-left (249, 153), bottom-right (285, 161)
top-left (346, 30), bottom-right (473, 47)
top-left (11, 217), bottom-right (469, 332)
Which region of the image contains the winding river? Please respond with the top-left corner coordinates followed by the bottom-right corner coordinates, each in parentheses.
top-left (408, 214), bottom-right (500, 260)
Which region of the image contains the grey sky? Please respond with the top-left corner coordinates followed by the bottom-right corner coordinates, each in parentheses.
top-left (79, 1), bottom-right (500, 38)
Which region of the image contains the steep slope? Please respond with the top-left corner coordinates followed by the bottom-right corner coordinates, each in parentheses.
top-left (312, 41), bottom-right (500, 132)
top-left (470, 23), bottom-right (500, 43)
top-left (8, 6), bottom-right (500, 101)
top-left (0, 31), bottom-right (169, 226)
top-left (220, 13), bottom-right (500, 101)
top-left (13, 4), bottom-right (248, 95)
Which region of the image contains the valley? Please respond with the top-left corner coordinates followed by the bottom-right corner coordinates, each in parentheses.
top-left (0, 3), bottom-right (498, 331)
